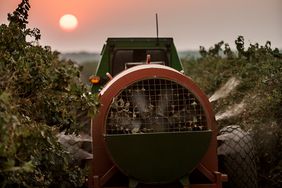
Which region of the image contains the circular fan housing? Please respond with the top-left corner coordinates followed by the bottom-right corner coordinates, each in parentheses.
top-left (97, 64), bottom-right (215, 184)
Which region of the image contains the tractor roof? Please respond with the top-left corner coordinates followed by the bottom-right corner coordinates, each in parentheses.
top-left (104, 37), bottom-right (174, 49)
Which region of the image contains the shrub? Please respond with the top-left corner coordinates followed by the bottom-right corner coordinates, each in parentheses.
top-left (0, 0), bottom-right (98, 187)
top-left (182, 36), bottom-right (282, 188)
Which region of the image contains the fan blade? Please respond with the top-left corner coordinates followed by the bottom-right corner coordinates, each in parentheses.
top-left (132, 90), bottom-right (149, 117)
top-left (156, 89), bottom-right (171, 116)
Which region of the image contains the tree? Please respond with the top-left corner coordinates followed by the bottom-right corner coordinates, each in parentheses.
top-left (0, 0), bottom-right (98, 187)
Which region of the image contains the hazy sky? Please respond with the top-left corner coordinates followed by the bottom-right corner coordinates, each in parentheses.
top-left (0, 0), bottom-right (281, 52)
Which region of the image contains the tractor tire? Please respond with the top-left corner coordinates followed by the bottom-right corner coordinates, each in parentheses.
top-left (217, 125), bottom-right (258, 188)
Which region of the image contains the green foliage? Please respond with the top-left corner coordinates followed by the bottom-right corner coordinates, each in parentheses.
top-left (182, 36), bottom-right (282, 187)
top-left (0, 94), bottom-right (85, 187)
top-left (0, 0), bottom-right (99, 187)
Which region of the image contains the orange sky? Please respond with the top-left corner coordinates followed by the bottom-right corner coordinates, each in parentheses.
top-left (0, 0), bottom-right (281, 52)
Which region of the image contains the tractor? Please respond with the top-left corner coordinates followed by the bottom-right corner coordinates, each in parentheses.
top-left (88, 37), bottom-right (228, 188)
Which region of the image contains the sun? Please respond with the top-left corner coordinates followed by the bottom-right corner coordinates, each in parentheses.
top-left (59, 14), bottom-right (78, 31)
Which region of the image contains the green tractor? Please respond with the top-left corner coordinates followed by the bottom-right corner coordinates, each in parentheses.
top-left (88, 37), bottom-right (256, 188)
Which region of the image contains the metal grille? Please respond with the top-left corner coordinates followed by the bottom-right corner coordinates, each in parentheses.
top-left (106, 78), bottom-right (207, 134)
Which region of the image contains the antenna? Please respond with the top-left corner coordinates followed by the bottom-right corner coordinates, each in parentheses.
top-left (156, 13), bottom-right (159, 39)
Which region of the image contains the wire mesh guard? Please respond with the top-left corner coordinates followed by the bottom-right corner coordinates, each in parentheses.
top-left (106, 78), bottom-right (208, 134)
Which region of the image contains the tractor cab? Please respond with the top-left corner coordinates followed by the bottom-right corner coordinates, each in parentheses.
top-left (90, 38), bottom-right (183, 92)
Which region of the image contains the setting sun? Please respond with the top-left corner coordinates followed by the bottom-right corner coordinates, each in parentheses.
top-left (59, 14), bottom-right (78, 31)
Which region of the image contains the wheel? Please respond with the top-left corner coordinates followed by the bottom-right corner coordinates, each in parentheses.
top-left (217, 125), bottom-right (258, 188)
